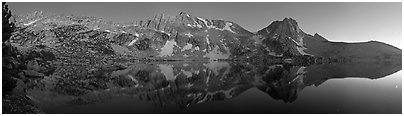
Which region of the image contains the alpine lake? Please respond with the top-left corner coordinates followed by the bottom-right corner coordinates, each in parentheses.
top-left (22, 60), bottom-right (401, 114)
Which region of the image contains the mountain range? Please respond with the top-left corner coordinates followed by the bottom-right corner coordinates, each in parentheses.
top-left (9, 11), bottom-right (401, 62)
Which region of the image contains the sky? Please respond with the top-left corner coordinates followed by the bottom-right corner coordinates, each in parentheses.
top-left (7, 2), bottom-right (402, 48)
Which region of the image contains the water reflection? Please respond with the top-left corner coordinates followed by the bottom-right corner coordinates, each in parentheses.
top-left (26, 61), bottom-right (401, 113)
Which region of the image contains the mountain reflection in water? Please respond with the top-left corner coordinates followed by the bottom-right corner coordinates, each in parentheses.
top-left (26, 61), bottom-right (401, 113)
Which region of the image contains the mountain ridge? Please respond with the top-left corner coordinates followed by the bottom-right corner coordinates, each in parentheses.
top-left (9, 11), bottom-right (402, 62)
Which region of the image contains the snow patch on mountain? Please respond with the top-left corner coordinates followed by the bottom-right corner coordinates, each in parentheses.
top-left (184, 32), bottom-right (194, 37)
top-left (128, 37), bottom-right (139, 46)
top-left (187, 22), bottom-right (203, 28)
top-left (181, 43), bottom-right (193, 51)
top-left (296, 47), bottom-right (312, 56)
top-left (290, 36), bottom-right (313, 56)
top-left (197, 17), bottom-right (213, 28)
top-left (206, 35), bottom-right (211, 50)
top-left (205, 22), bottom-right (236, 33)
top-left (128, 33), bottom-right (140, 46)
top-left (196, 24), bottom-right (203, 28)
top-left (221, 22), bottom-right (236, 33)
top-left (196, 17), bottom-right (235, 33)
top-left (197, 17), bottom-right (208, 26)
top-left (158, 39), bottom-right (178, 57)
top-left (23, 19), bottom-right (41, 26)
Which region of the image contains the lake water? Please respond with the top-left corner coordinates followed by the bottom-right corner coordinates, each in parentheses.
top-left (26, 61), bottom-right (402, 114)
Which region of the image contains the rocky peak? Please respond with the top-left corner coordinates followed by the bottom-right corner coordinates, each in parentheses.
top-left (257, 17), bottom-right (303, 38)
top-left (255, 18), bottom-right (310, 56)
top-left (178, 12), bottom-right (191, 17)
top-left (281, 18), bottom-right (301, 33)
top-left (134, 12), bottom-right (209, 33)
top-left (175, 11), bottom-right (197, 24)
top-left (313, 33), bottom-right (328, 41)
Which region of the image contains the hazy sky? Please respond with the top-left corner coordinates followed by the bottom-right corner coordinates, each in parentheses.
top-left (7, 2), bottom-right (402, 48)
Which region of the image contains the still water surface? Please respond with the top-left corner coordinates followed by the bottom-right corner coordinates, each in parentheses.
top-left (26, 61), bottom-right (401, 113)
